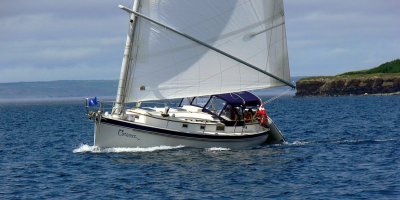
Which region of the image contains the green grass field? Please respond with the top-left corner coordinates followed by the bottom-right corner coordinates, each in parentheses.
top-left (340, 59), bottom-right (400, 75)
top-left (299, 59), bottom-right (400, 81)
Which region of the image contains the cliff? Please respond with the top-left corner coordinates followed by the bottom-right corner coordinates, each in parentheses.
top-left (295, 59), bottom-right (400, 96)
top-left (296, 74), bottom-right (400, 96)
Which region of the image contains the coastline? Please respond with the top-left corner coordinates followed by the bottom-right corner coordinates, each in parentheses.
top-left (0, 96), bottom-right (115, 104)
top-left (295, 74), bottom-right (400, 97)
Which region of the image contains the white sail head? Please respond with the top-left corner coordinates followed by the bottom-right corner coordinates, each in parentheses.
top-left (123, 0), bottom-right (290, 102)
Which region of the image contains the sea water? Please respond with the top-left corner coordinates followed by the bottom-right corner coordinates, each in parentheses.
top-left (0, 96), bottom-right (399, 199)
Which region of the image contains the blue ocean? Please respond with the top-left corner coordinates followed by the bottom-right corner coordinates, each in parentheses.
top-left (1, 95), bottom-right (399, 199)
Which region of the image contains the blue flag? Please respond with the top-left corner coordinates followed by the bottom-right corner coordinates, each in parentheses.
top-left (88, 97), bottom-right (98, 107)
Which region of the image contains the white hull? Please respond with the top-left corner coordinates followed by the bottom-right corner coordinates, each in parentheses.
top-left (93, 115), bottom-right (284, 149)
top-left (94, 119), bottom-right (267, 149)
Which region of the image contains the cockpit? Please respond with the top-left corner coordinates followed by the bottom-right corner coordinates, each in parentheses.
top-left (179, 91), bottom-right (262, 125)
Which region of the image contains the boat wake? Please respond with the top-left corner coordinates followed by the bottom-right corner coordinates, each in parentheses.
top-left (281, 138), bottom-right (397, 147)
top-left (73, 144), bottom-right (185, 153)
top-left (281, 141), bottom-right (311, 146)
top-left (331, 138), bottom-right (397, 144)
top-left (206, 147), bottom-right (231, 151)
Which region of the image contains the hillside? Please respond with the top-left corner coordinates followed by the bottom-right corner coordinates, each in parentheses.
top-left (0, 80), bottom-right (118, 101)
top-left (340, 59), bottom-right (400, 75)
top-left (296, 59), bottom-right (400, 96)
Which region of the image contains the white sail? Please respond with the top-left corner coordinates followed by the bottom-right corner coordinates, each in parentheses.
top-left (124, 0), bottom-right (290, 102)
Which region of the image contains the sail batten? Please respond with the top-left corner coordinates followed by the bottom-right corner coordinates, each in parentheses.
top-left (123, 0), bottom-right (290, 102)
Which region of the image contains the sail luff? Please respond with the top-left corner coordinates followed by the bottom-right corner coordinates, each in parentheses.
top-left (112, 0), bottom-right (140, 114)
top-left (119, 6), bottom-right (295, 89)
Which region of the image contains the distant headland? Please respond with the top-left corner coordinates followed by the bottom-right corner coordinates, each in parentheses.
top-left (296, 59), bottom-right (400, 96)
top-left (0, 80), bottom-right (118, 102)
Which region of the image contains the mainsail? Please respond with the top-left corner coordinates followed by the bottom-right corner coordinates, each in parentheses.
top-left (123, 0), bottom-right (290, 102)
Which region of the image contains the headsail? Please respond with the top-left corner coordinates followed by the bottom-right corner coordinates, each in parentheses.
top-left (123, 0), bottom-right (290, 102)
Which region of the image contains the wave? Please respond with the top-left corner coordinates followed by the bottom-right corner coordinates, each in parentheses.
top-left (331, 138), bottom-right (397, 144)
top-left (283, 141), bottom-right (311, 146)
top-left (73, 138), bottom-right (397, 153)
top-left (206, 147), bottom-right (231, 151)
top-left (280, 138), bottom-right (397, 147)
top-left (73, 144), bottom-right (185, 153)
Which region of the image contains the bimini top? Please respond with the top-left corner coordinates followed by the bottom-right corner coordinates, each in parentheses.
top-left (215, 91), bottom-right (261, 107)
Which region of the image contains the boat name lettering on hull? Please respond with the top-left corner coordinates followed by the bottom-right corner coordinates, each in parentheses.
top-left (117, 129), bottom-right (140, 140)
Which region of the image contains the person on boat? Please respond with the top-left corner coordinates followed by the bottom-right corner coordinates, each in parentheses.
top-left (235, 107), bottom-right (243, 121)
top-left (221, 105), bottom-right (238, 121)
top-left (244, 109), bottom-right (254, 123)
top-left (257, 105), bottom-right (268, 126)
top-left (230, 106), bottom-right (239, 121)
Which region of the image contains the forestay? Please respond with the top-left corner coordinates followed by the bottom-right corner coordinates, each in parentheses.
top-left (124, 0), bottom-right (290, 102)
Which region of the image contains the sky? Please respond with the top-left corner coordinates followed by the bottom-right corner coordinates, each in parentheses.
top-left (0, 0), bottom-right (399, 83)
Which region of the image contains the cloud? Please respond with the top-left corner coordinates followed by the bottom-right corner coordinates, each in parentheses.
top-left (0, 0), bottom-right (131, 82)
top-left (0, 0), bottom-right (399, 82)
top-left (1, 37), bottom-right (122, 64)
top-left (285, 0), bottom-right (400, 76)
top-left (0, 64), bottom-right (119, 83)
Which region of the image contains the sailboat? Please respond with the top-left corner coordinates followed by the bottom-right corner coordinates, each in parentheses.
top-left (85, 0), bottom-right (295, 149)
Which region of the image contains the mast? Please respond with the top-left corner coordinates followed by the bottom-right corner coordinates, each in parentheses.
top-left (112, 0), bottom-right (140, 115)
